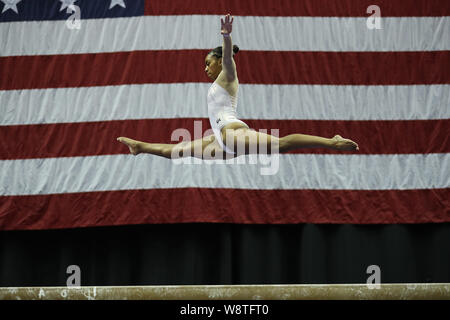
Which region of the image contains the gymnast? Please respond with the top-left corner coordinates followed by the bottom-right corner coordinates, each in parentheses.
top-left (117, 14), bottom-right (359, 160)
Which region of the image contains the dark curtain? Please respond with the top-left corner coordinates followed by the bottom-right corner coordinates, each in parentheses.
top-left (0, 223), bottom-right (449, 287)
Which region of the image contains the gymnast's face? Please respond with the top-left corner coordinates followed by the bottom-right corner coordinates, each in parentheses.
top-left (205, 54), bottom-right (222, 81)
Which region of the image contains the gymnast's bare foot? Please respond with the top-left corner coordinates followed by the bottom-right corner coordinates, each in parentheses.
top-left (331, 135), bottom-right (359, 151)
top-left (117, 137), bottom-right (142, 155)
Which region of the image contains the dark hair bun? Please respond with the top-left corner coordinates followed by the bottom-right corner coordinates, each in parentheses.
top-left (208, 45), bottom-right (240, 58)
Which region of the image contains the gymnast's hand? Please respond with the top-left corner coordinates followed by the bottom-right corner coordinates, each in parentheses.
top-left (221, 14), bottom-right (234, 35)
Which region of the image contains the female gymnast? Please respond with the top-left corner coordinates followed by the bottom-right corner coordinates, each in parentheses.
top-left (117, 14), bottom-right (359, 160)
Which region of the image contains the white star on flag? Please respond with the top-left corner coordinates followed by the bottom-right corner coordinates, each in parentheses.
top-left (109, 0), bottom-right (126, 10)
top-left (1, 0), bottom-right (22, 14)
top-left (59, 0), bottom-right (77, 12)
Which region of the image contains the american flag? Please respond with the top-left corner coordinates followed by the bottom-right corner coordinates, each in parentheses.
top-left (0, 0), bottom-right (449, 230)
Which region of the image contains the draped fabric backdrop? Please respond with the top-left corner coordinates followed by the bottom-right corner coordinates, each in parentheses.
top-left (0, 2), bottom-right (449, 228)
top-left (0, 0), bottom-right (449, 287)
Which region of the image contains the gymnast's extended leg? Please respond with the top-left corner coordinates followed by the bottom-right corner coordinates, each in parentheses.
top-left (221, 127), bottom-right (359, 155)
top-left (116, 135), bottom-right (226, 159)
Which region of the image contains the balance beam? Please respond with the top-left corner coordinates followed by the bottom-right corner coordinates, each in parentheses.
top-left (1, 283), bottom-right (449, 300)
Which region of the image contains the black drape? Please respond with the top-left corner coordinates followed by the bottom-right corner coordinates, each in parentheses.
top-left (0, 223), bottom-right (449, 286)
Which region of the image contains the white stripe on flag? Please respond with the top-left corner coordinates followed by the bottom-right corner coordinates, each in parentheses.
top-left (2, 84), bottom-right (449, 126)
top-left (1, 16), bottom-right (449, 57)
top-left (0, 153), bottom-right (448, 196)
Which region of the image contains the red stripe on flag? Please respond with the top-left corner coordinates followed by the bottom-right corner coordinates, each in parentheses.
top-left (1, 50), bottom-right (449, 90)
top-left (1, 188), bottom-right (448, 230)
top-left (144, 0), bottom-right (450, 17)
top-left (1, 119), bottom-right (448, 159)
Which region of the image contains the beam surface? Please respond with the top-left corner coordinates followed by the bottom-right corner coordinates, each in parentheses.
top-left (1, 284), bottom-right (449, 300)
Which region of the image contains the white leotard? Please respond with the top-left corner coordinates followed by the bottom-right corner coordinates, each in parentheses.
top-left (207, 81), bottom-right (249, 154)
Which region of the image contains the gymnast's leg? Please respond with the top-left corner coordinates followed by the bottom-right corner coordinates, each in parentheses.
top-left (279, 133), bottom-right (359, 152)
top-left (116, 135), bottom-right (224, 159)
top-left (221, 126), bottom-right (359, 155)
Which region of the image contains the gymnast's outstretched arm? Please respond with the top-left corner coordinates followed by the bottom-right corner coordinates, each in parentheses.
top-left (220, 14), bottom-right (237, 82)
